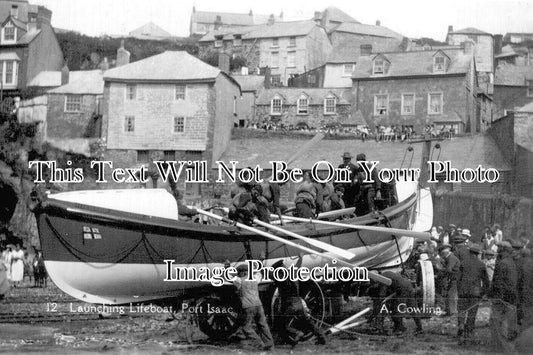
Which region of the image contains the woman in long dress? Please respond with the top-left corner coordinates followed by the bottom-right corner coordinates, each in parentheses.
top-left (1, 246), bottom-right (12, 281)
top-left (10, 244), bottom-right (24, 287)
top-left (0, 246), bottom-right (10, 298)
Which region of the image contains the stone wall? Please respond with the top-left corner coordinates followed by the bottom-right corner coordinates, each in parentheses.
top-left (46, 94), bottom-right (101, 139)
top-left (255, 103), bottom-right (351, 128)
top-left (493, 85), bottom-right (532, 118)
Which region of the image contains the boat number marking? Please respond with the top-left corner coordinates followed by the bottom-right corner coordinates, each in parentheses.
top-left (83, 226), bottom-right (102, 240)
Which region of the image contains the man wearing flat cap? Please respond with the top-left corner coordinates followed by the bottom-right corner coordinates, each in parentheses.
top-left (457, 244), bottom-right (490, 342)
top-left (490, 240), bottom-right (518, 353)
top-left (353, 153), bottom-right (381, 215)
top-left (439, 244), bottom-right (460, 316)
top-left (337, 152), bottom-right (358, 208)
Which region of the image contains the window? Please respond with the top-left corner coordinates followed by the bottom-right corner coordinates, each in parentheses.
top-left (233, 34), bottom-right (242, 46)
top-left (64, 95), bottom-right (82, 112)
top-left (272, 37), bottom-right (279, 47)
top-left (4, 61), bottom-right (15, 85)
top-left (287, 51), bottom-right (296, 67)
top-left (324, 97), bottom-right (336, 115)
top-left (29, 14), bottom-right (37, 23)
top-left (297, 96), bottom-right (308, 114)
top-left (214, 35), bottom-right (223, 47)
top-left (2, 22), bottom-right (15, 43)
top-left (289, 37), bottom-right (296, 47)
top-left (343, 64), bottom-right (355, 76)
top-left (163, 150), bottom-right (175, 161)
top-left (401, 93), bottom-right (415, 115)
top-left (175, 85), bottom-right (186, 100)
top-left (126, 84), bottom-right (136, 100)
top-left (428, 93), bottom-right (443, 114)
top-left (527, 80), bottom-right (533, 97)
top-left (173, 116), bottom-right (185, 133)
top-left (270, 75), bottom-right (281, 86)
top-left (271, 52), bottom-right (279, 68)
top-left (374, 94), bottom-right (388, 116)
top-left (271, 97), bottom-right (282, 115)
top-left (137, 150), bottom-right (149, 162)
top-left (433, 56), bottom-right (446, 73)
top-left (373, 59), bottom-right (385, 75)
top-left (124, 116), bottom-right (135, 132)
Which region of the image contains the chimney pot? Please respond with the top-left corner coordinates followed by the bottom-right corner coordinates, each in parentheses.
top-left (214, 15), bottom-right (223, 30)
top-left (448, 25), bottom-right (453, 33)
top-left (267, 14), bottom-right (275, 25)
top-left (376, 20), bottom-right (381, 26)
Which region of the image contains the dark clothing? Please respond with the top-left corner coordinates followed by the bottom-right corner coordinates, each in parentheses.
top-left (454, 244), bottom-right (470, 263)
top-left (518, 255), bottom-right (533, 328)
top-left (457, 252), bottom-right (490, 337)
top-left (241, 306), bottom-right (274, 349)
top-left (261, 182), bottom-right (282, 215)
top-left (353, 163), bottom-right (381, 214)
top-left (337, 162), bottom-right (358, 208)
top-left (514, 254), bottom-right (525, 324)
top-left (441, 253), bottom-right (460, 315)
top-left (295, 201), bottom-right (314, 218)
top-left (491, 255), bottom-right (518, 305)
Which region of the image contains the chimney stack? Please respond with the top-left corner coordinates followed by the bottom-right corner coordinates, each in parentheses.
top-left (61, 63), bottom-right (69, 85)
top-left (448, 25), bottom-right (454, 33)
top-left (116, 40), bottom-right (131, 67)
top-left (267, 14), bottom-right (275, 26)
top-left (463, 39), bottom-right (475, 54)
top-left (100, 57), bottom-right (109, 71)
top-left (214, 15), bottom-right (222, 30)
top-left (493, 34), bottom-right (503, 55)
top-left (218, 52), bottom-right (230, 74)
top-left (376, 20), bottom-right (381, 26)
top-left (249, 9), bottom-right (253, 16)
top-left (264, 67), bottom-right (271, 89)
top-left (360, 44), bottom-right (373, 55)
top-left (280, 11), bottom-right (283, 20)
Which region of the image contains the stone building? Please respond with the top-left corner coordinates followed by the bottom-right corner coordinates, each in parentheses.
top-left (254, 87), bottom-right (351, 129)
top-left (231, 74), bottom-right (264, 126)
top-left (198, 20), bottom-right (332, 86)
top-left (190, 7), bottom-right (283, 36)
top-left (493, 64), bottom-right (533, 118)
top-left (351, 43), bottom-right (488, 134)
top-left (312, 6), bottom-right (359, 30)
top-left (0, 0), bottom-right (63, 98)
top-left (102, 51), bottom-right (241, 196)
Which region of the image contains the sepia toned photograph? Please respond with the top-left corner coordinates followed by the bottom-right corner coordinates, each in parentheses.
top-left (0, 0), bottom-right (532, 353)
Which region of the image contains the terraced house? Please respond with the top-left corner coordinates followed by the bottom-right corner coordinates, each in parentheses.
top-left (102, 51), bottom-right (241, 195)
top-left (0, 0), bottom-right (63, 98)
top-left (199, 20), bottom-right (332, 86)
top-left (351, 42), bottom-right (491, 134)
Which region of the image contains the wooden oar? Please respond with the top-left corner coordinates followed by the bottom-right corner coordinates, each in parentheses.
top-left (195, 208), bottom-right (391, 286)
top-left (271, 215), bottom-right (431, 241)
top-left (253, 219), bottom-right (355, 260)
top-left (317, 207), bottom-right (355, 219)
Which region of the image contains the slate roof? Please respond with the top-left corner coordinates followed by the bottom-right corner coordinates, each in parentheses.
top-left (231, 75), bottom-right (264, 92)
top-left (256, 88), bottom-right (351, 105)
top-left (18, 29), bottom-right (40, 44)
top-left (494, 64), bottom-right (533, 86)
top-left (517, 101), bottom-right (533, 112)
top-left (28, 71), bottom-right (61, 87)
top-left (450, 27), bottom-right (491, 36)
top-left (330, 22), bottom-right (404, 40)
top-left (218, 134), bottom-right (510, 171)
top-left (352, 48), bottom-right (472, 79)
top-left (199, 20), bottom-right (318, 42)
top-left (192, 10), bottom-right (282, 27)
top-left (103, 51), bottom-right (222, 82)
top-left (48, 70), bottom-right (104, 95)
top-left (9, 16), bottom-right (27, 30)
top-left (327, 38), bottom-right (401, 63)
top-left (320, 6), bottom-right (359, 24)
top-left (129, 22), bottom-right (172, 38)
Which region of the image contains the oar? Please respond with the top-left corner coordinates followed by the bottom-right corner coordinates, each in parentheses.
top-left (253, 219), bottom-right (355, 260)
top-left (271, 215), bottom-right (431, 242)
top-left (195, 208), bottom-right (392, 286)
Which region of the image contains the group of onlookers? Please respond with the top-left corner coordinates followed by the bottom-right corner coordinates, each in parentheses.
top-left (0, 243), bottom-right (47, 299)
top-left (414, 223), bottom-right (531, 351)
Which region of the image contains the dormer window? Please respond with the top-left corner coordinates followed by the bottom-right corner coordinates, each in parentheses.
top-left (271, 96), bottom-right (282, 115)
top-left (272, 37), bottom-right (279, 47)
top-left (433, 56), bottom-right (446, 73)
top-left (233, 34), bottom-right (242, 46)
top-left (373, 59), bottom-right (385, 75)
top-left (297, 94), bottom-right (309, 115)
top-left (214, 35), bottom-right (223, 48)
top-left (2, 22), bottom-right (16, 44)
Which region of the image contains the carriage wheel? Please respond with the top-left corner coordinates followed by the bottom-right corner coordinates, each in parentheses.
top-left (196, 296), bottom-right (241, 340)
top-left (270, 280), bottom-right (326, 342)
top-left (418, 259), bottom-right (435, 307)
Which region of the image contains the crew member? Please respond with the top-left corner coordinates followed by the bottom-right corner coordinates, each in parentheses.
top-left (439, 244), bottom-right (460, 316)
top-left (337, 152), bottom-right (358, 208)
top-left (353, 153), bottom-right (381, 215)
top-left (260, 180), bottom-right (285, 224)
top-left (270, 259), bottom-right (326, 345)
top-left (457, 244), bottom-right (490, 342)
top-left (232, 264), bottom-right (274, 350)
top-left (294, 172), bottom-right (319, 218)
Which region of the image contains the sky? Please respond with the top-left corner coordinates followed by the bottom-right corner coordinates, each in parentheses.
top-left (33, 0), bottom-right (533, 40)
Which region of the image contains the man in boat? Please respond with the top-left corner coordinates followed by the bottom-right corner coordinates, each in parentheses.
top-left (270, 259), bottom-right (327, 345)
top-left (294, 171), bottom-right (321, 218)
top-left (457, 244), bottom-right (490, 342)
top-left (379, 271), bottom-right (423, 334)
top-left (490, 240), bottom-right (518, 353)
top-left (353, 153), bottom-right (381, 215)
top-left (229, 181), bottom-right (270, 224)
top-left (232, 264), bottom-right (274, 350)
top-left (438, 244), bottom-right (460, 316)
top-left (336, 152), bottom-right (358, 208)
top-left (260, 180), bottom-right (285, 224)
